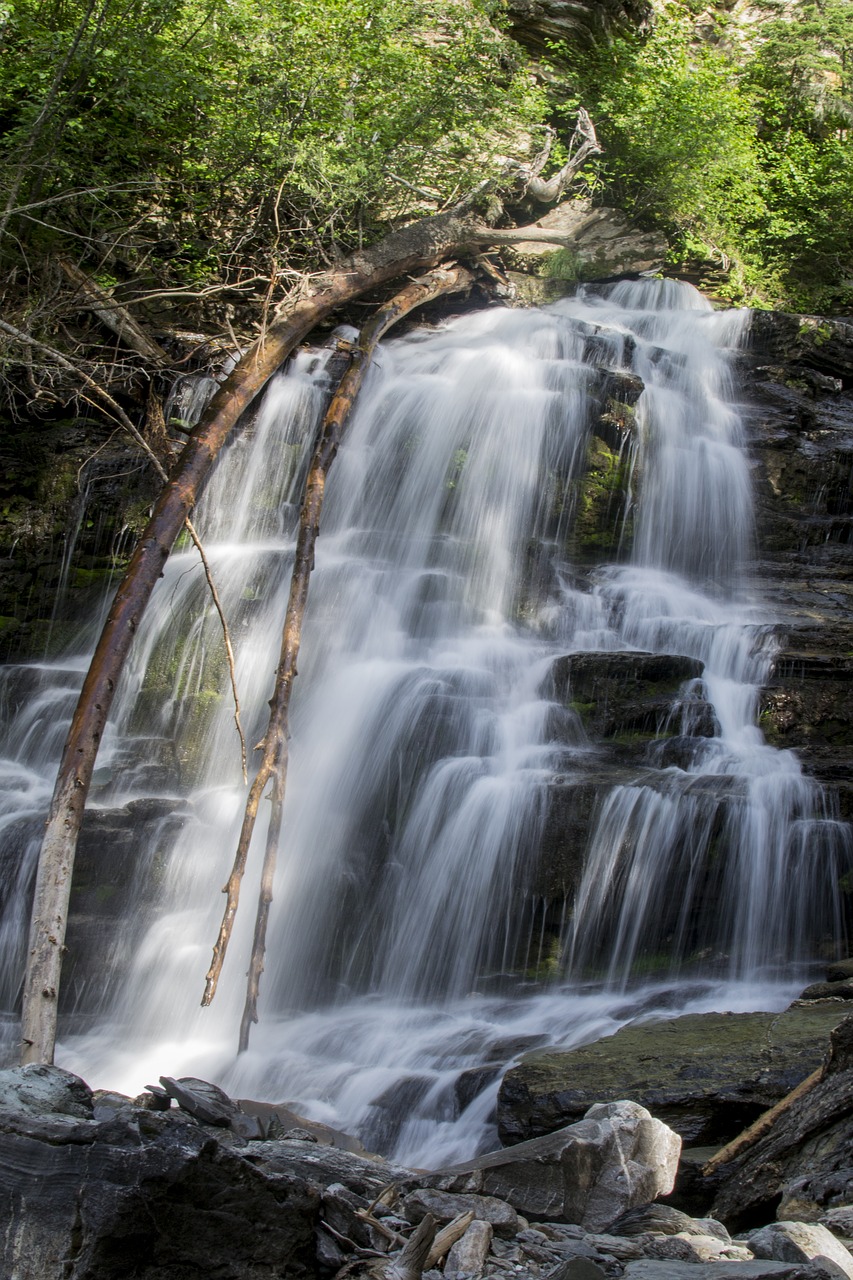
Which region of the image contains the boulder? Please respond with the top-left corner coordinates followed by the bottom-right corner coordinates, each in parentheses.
top-left (497, 1005), bottom-right (850, 1149)
top-left (403, 1187), bottom-right (520, 1238)
top-left (747, 1222), bottom-right (853, 1280)
top-left (0, 1102), bottom-right (318, 1280)
top-left (0, 1062), bottom-right (93, 1118)
top-left (444, 1219), bottom-right (493, 1277)
top-left (430, 1100), bottom-right (680, 1230)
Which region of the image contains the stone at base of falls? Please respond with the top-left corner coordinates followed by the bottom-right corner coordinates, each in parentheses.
top-left (497, 1004), bottom-right (851, 1148)
top-left (403, 1188), bottom-right (521, 1237)
top-left (0, 1061), bottom-right (94, 1117)
top-left (747, 1223), bottom-right (853, 1280)
top-left (799, 981), bottom-right (853, 1001)
top-left (6, 1063), bottom-right (853, 1280)
top-left (428, 1100), bottom-right (681, 1230)
top-left (159, 1073), bottom-right (238, 1125)
top-left (710, 1015), bottom-right (853, 1231)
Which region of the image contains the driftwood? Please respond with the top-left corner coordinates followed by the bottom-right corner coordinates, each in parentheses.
top-left (383, 1214), bottom-right (437, 1280)
top-left (199, 265), bottom-right (474, 1052)
top-left (702, 1064), bottom-right (825, 1176)
top-left (426, 1211), bottom-right (476, 1268)
top-left (20, 189), bottom-right (604, 1066)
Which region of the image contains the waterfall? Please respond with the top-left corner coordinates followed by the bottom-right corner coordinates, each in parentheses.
top-left (0, 279), bottom-right (849, 1167)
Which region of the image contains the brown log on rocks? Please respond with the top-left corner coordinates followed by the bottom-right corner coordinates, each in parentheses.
top-left (20, 194), bottom-right (603, 1068)
top-left (702, 1065), bottom-right (825, 1176)
top-left (199, 266), bottom-right (474, 1052)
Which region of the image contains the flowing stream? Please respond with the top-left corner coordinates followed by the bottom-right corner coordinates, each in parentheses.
top-left (0, 279), bottom-right (849, 1166)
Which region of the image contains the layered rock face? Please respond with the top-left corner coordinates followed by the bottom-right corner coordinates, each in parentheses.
top-left (746, 315), bottom-right (853, 823)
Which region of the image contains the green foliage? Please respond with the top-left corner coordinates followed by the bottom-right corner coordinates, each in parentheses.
top-left (545, 0), bottom-right (853, 309)
top-left (0, 0), bottom-right (546, 282)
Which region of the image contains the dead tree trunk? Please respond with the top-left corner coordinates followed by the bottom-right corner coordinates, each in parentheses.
top-left (20, 196), bottom-right (595, 1066)
top-left (198, 266), bottom-right (474, 1051)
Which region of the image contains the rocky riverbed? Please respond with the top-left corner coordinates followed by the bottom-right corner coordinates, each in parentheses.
top-left (5, 1010), bottom-right (853, 1280)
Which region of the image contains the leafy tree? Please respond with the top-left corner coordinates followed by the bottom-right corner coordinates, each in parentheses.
top-left (0, 0), bottom-right (547, 287)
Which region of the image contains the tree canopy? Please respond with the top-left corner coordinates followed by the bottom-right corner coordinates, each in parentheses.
top-left (1, 0), bottom-right (851, 340)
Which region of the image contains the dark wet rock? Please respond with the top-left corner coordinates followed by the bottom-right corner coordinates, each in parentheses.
top-left (361, 1074), bottom-right (434, 1152)
top-left (799, 981), bottom-right (853, 1002)
top-left (497, 1004), bottom-right (850, 1148)
top-left (455, 1064), bottom-right (502, 1113)
top-left (548, 651), bottom-right (705, 743)
top-left (430, 1100), bottom-right (680, 1229)
top-left (0, 1062), bottom-right (94, 1118)
top-left (160, 1074), bottom-right (237, 1126)
top-left (61, 798), bottom-right (190, 1014)
top-left (141, 1083), bottom-right (172, 1110)
top-left (236, 1098), bottom-right (371, 1152)
top-left (749, 313), bottom-right (853, 382)
top-left (547, 1257), bottom-right (609, 1280)
top-left (710, 1016), bottom-right (853, 1230)
top-left (745, 334), bottom-right (853, 838)
top-left (826, 960), bottom-right (853, 983)
top-left (0, 1098), bottom-right (318, 1279)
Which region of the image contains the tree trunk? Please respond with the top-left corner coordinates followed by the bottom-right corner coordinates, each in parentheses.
top-left (19, 198), bottom-right (592, 1066)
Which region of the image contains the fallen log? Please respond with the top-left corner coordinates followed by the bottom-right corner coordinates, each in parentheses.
top-left (20, 193), bottom-right (606, 1067)
top-left (702, 1064), bottom-right (825, 1176)
top-left (199, 266), bottom-right (474, 1051)
top-left (59, 258), bottom-right (171, 365)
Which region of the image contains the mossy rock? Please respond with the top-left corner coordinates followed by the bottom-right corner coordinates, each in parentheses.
top-left (547, 650), bottom-right (704, 741)
top-left (566, 434), bottom-right (634, 564)
top-left (497, 1002), bottom-right (851, 1148)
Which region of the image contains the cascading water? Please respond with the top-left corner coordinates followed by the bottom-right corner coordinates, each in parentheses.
top-left (0, 279), bottom-right (849, 1167)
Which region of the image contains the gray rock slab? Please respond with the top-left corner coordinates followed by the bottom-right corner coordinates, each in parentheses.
top-left (0, 1063), bottom-right (94, 1119)
top-left (498, 1005), bottom-right (849, 1147)
top-left (434, 1100), bottom-right (680, 1229)
top-left (404, 1187), bottom-right (520, 1238)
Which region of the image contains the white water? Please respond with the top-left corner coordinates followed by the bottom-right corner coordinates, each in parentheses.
top-left (1, 280), bottom-right (849, 1166)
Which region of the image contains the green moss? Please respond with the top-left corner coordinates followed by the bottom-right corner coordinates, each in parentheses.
top-left (838, 870), bottom-right (853, 896)
top-left (70, 566), bottom-right (120, 590)
top-left (567, 434), bottom-right (634, 563)
top-left (539, 248), bottom-right (584, 282)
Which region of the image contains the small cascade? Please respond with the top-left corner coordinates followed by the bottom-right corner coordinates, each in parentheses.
top-left (0, 279), bottom-right (849, 1168)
